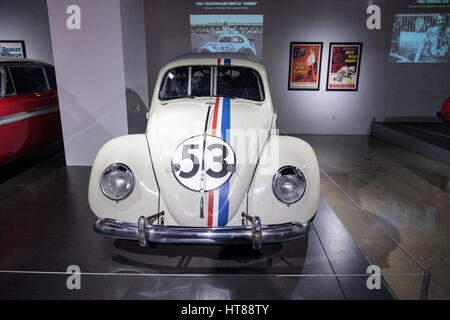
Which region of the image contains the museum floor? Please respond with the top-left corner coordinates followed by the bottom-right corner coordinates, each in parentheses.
top-left (0, 135), bottom-right (449, 299)
top-left (296, 135), bottom-right (450, 300)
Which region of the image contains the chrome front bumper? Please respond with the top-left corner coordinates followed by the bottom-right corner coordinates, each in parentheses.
top-left (94, 214), bottom-right (310, 249)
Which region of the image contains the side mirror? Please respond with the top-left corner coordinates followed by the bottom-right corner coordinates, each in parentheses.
top-left (0, 66), bottom-right (6, 98)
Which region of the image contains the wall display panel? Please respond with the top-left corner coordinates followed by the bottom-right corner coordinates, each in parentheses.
top-left (288, 42), bottom-right (323, 90)
top-left (389, 13), bottom-right (449, 63)
top-left (0, 40), bottom-right (26, 58)
top-left (190, 15), bottom-right (263, 59)
top-left (326, 42), bottom-right (363, 91)
top-left (146, 0), bottom-right (450, 135)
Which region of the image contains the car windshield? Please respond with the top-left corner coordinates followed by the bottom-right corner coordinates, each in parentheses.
top-left (159, 65), bottom-right (265, 102)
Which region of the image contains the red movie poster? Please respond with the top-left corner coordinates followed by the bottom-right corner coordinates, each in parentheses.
top-left (326, 43), bottom-right (363, 91)
top-left (288, 42), bottom-right (323, 90)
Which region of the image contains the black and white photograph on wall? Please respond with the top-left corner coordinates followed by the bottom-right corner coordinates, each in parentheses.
top-left (190, 15), bottom-right (263, 59)
top-left (389, 13), bottom-right (449, 63)
top-left (0, 40), bottom-right (26, 58)
top-left (326, 42), bottom-right (362, 91)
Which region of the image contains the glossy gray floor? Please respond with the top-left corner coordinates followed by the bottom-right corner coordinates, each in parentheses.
top-left (297, 135), bottom-right (450, 300)
top-left (0, 151), bottom-right (393, 299)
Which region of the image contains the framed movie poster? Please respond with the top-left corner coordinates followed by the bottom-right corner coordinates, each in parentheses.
top-left (326, 42), bottom-right (362, 91)
top-left (288, 42), bottom-right (323, 90)
top-left (0, 41), bottom-right (26, 58)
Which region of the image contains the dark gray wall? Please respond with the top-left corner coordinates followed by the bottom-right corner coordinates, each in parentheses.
top-left (144, 0), bottom-right (449, 135)
top-left (0, 0), bottom-right (53, 63)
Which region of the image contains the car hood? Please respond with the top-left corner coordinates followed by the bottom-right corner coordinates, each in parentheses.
top-left (146, 97), bottom-right (271, 226)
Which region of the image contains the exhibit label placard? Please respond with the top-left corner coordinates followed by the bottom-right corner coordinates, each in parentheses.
top-left (326, 43), bottom-right (362, 91)
top-left (0, 41), bottom-right (26, 59)
top-left (288, 42), bottom-right (323, 90)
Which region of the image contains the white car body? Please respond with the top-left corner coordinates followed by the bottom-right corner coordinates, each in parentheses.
top-left (88, 53), bottom-right (320, 249)
top-left (199, 33), bottom-right (257, 56)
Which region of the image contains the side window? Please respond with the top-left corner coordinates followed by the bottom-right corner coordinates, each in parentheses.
top-left (233, 36), bottom-right (244, 43)
top-left (8, 66), bottom-right (48, 94)
top-left (44, 66), bottom-right (57, 89)
top-left (0, 69), bottom-right (3, 96)
top-left (219, 36), bottom-right (231, 43)
top-left (5, 68), bottom-right (15, 96)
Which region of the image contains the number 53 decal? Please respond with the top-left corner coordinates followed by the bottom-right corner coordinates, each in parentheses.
top-left (172, 135), bottom-right (236, 192)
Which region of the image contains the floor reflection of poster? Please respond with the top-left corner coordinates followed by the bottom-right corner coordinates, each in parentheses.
top-left (288, 42), bottom-right (323, 90)
top-left (326, 43), bottom-right (362, 91)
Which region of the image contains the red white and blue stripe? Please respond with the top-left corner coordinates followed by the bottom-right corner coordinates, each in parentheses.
top-left (207, 58), bottom-right (231, 227)
top-left (217, 58), bottom-right (231, 66)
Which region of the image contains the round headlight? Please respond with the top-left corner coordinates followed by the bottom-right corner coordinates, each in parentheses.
top-left (272, 166), bottom-right (306, 204)
top-left (100, 163), bottom-right (134, 200)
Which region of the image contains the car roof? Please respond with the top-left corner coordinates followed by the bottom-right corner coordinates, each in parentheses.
top-left (0, 58), bottom-right (53, 67)
top-left (219, 32), bottom-right (243, 37)
top-left (171, 52), bottom-right (259, 63)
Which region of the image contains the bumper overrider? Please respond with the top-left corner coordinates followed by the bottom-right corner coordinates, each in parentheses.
top-left (94, 212), bottom-right (310, 249)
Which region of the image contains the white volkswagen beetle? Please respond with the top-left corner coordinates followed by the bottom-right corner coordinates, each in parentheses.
top-left (88, 53), bottom-right (320, 249)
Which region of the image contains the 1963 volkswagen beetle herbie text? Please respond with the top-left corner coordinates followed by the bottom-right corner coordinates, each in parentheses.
top-left (88, 53), bottom-right (320, 249)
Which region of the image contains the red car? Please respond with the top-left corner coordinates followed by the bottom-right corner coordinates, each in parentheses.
top-left (0, 59), bottom-right (62, 166)
top-left (437, 97), bottom-right (450, 125)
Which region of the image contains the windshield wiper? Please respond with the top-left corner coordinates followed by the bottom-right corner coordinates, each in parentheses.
top-left (163, 95), bottom-right (195, 101)
top-left (212, 95), bottom-right (261, 102)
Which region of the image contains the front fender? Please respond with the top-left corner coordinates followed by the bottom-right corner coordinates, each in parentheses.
top-left (88, 134), bottom-right (159, 223)
top-left (248, 135), bottom-right (320, 224)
